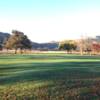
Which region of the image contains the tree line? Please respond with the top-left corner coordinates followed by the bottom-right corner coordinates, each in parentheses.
top-left (59, 37), bottom-right (100, 55)
top-left (0, 30), bottom-right (100, 55)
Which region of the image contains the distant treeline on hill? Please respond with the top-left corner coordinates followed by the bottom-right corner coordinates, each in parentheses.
top-left (1, 31), bottom-right (100, 55)
top-left (0, 32), bottom-right (59, 50)
top-left (32, 42), bottom-right (58, 50)
top-left (0, 32), bottom-right (10, 47)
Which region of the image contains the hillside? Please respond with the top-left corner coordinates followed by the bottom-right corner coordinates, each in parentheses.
top-left (32, 42), bottom-right (59, 50)
top-left (0, 32), bottom-right (10, 45)
top-left (0, 32), bottom-right (58, 50)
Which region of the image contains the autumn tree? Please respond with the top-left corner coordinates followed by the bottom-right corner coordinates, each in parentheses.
top-left (5, 30), bottom-right (32, 54)
top-left (92, 43), bottom-right (100, 54)
top-left (77, 36), bottom-right (92, 55)
top-left (82, 37), bottom-right (92, 55)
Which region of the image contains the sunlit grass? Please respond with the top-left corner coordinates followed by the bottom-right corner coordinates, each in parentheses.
top-left (0, 54), bottom-right (100, 99)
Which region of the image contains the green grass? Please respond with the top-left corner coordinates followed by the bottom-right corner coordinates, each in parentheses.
top-left (0, 54), bottom-right (100, 100)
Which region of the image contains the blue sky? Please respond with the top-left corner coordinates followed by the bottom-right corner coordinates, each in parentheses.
top-left (0, 0), bottom-right (100, 42)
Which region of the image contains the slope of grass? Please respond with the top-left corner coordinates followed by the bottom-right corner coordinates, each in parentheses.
top-left (0, 54), bottom-right (100, 100)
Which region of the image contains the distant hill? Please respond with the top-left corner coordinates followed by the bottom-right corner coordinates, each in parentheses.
top-left (32, 42), bottom-right (59, 50)
top-left (0, 32), bottom-right (10, 47)
top-left (0, 32), bottom-right (58, 50)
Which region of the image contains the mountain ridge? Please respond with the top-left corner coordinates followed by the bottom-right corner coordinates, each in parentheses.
top-left (0, 32), bottom-right (58, 50)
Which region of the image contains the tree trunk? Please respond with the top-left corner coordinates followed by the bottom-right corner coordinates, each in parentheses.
top-left (20, 48), bottom-right (23, 54)
top-left (6, 49), bottom-right (8, 53)
top-left (15, 49), bottom-right (17, 54)
top-left (80, 48), bottom-right (83, 55)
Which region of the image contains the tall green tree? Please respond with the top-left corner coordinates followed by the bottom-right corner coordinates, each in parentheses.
top-left (5, 30), bottom-right (32, 54)
top-left (59, 40), bottom-right (77, 53)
